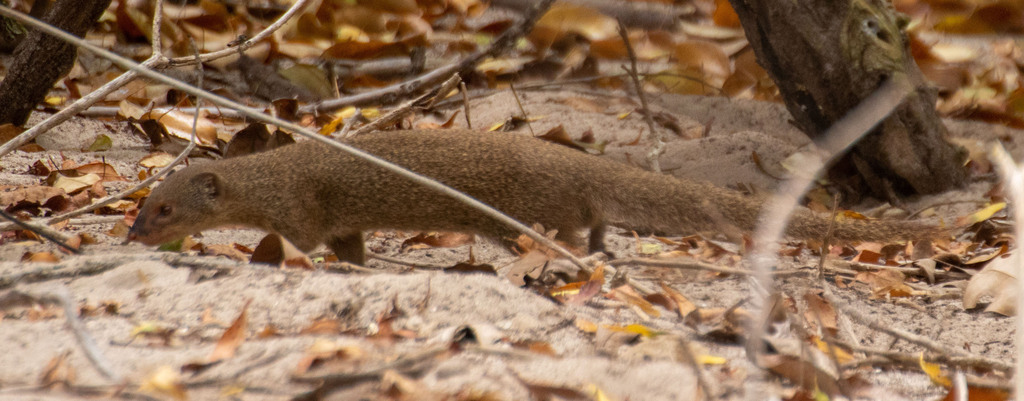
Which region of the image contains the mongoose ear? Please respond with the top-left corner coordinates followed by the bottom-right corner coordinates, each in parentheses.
top-left (190, 172), bottom-right (222, 199)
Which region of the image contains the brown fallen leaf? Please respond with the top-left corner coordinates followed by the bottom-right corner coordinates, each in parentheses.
top-left (73, 162), bottom-right (126, 182)
top-left (38, 350), bottom-right (75, 389)
top-left (21, 251), bottom-right (61, 263)
top-left (803, 292), bottom-right (838, 337)
top-left (251, 233), bottom-right (313, 268)
top-left (607, 284), bottom-right (660, 318)
top-left (207, 299), bottom-right (251, 363)
top-left (565, 264), bottom-right (605, 305)
top-left (401, 231), bottom-right (475, 251)
top-left (203, 244), bottom-right (249, 262)
top-left (855, 270), bottom-right (916, 299)
top-left (963, 254), bottom-right (1018, 315)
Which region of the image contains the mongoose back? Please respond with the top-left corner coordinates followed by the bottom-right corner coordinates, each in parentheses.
top-left (128, 130), bottom-right (942, 263)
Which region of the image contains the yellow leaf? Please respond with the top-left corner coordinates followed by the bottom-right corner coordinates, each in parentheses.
top-left (335, 24), bottom-right (369, 42)
top-left (44, 96), bottom-right (65, 106)
top-left (130, 321), bottom-right (166, 337)
top-left (86, 134), bottom-right (113, 152)
top-left (837, 210), bottom-right (867, 220)
top-left (606, 323), bottom-right (662, 338)
top-left (319, 107), bottom-right (357, 136)
top-left (812, 337), bottom-right (854, 364)
top-left (476, 57), bottom-right (531, 75)
top-left (959, 202), bottom-right (1006, 226)
top-left (140, 365), bottom-right (187, 400)
top-left (576, 319), bottom-right (598, 333)
top-left (550, 281), bottom-right (584, 297)
top-left (639, 243), bottom-right (662, 255)
top-left (697, 354), bottom-right (727, 365)
top-left (585, 383), bottom-right (613, 401)
top-left (919, 353), bottom-right (951, 387)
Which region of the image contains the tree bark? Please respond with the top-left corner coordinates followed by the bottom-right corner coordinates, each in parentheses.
top-left (0, 0), bottom-right (112, 126)
top-left (728, 0), bottom-right (967, 203)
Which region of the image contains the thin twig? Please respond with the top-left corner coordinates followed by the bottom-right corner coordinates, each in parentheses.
top-left (609, 257), bottom-right (809, 278)
top-left (150, 0), bottom-right (165, 55)
top-left (616, 22), bottom-right (662, 172)
top-left (299, 0), bottom-right (555, 114)
top-left (0, 4), bottom-right (589, 272)
top-left (0, 253), bottom-right (246, 290)
top-left (0, 287), bottom-right (123, 382)
top-left (831, 337), bottom-right (1013, 373)
top-left (164, 0), bottom-right (313, 66)
top-left (745, 77), bottom-right (913, 386)
top-left (820, 291), bottom-right (1011, 372)
top-left (348, 74), bottom-right (461, 137)
top-left (508, 82), bottom-right (534, 136)
top-left (54, 286), bottom-right (122, 382)
top-left (817, 195), bottom-right (840, 276)
top-left (369, 254), bottom-right (451, 270)
top-left (675, 335), bottom-right (718, 399)
top-left (0, 0), bottom-right (308, 158)
top-left (826, 259), bottom-right (968, 281)
top-left (291, 345), bottom-right (448, 399)
top-left (7, 215), bottom-right (122, 229)
top-left (0, 208), bottom-right (78, 253)
top-left (18, 29), bottom-right (204, 233)
top-left (423, 73), bottom-right (461, 110)
top-left (460, 81), bottom-right (472, 128)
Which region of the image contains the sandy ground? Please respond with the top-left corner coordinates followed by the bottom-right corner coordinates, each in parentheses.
top-left (0, 90), bottom-right (1018, 400)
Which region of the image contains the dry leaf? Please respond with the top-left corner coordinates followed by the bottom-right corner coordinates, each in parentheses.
top-left (401, 231), bottom-right (475, 250)
top-left (251, 233), bottom-right (313, 268)
top-left (207, 299), bottom-right (251, 363)
top-left (607, 285), bottom-right (660, 318)
top-left (139, 152), bottom-right (175, 168)
top-left (565, 264), bottom-right (605, 305)
top-left (533, 3), bottom-right (618, 42)
top-left (49, 173), bottom-right (101, 194)
top-left (802, 292), bottom-right (838, 336)
top-left (22, 251), bottom-right (61, 263)
top-left (38, 351), bottom-right (74, 388)
top-left (963, 254), bottom-right (1018, 315)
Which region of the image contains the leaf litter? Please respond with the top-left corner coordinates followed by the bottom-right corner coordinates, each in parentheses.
top-left (0, 0), bottom-right (1022, 400)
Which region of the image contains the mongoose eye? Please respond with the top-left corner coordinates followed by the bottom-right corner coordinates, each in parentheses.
top-left (158, 205), bottom-right (173, 216)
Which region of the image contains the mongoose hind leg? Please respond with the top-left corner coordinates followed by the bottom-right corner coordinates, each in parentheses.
top-left (327, 232), bottom-right (366, 265)
top-left (587, 223), bottom-right (609, 255)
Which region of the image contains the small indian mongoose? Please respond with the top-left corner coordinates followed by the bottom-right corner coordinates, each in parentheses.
top-left (128, 129), bottom-right (942, 263)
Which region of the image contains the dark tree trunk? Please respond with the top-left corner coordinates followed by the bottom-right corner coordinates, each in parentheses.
top-left (728, 0), bottom-right (967, 203)
top-left (0, 0), bottom-right (111, 126)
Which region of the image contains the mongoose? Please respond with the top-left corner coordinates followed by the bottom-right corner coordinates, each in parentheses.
top-left (128, 129), bottom-right (943, 264)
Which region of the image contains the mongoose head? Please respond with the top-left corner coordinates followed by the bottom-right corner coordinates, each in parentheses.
top-left (128, 167), bottom-right (228, 246)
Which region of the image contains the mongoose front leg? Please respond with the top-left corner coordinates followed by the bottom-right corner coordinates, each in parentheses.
top-left (327, 232), bottom-right (366, 264)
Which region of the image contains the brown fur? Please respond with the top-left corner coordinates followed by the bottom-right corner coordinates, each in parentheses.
top-left (128, 130), bottom-right (944, 263)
